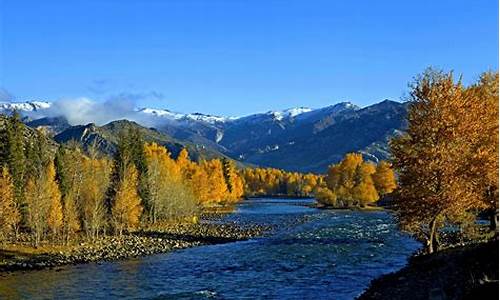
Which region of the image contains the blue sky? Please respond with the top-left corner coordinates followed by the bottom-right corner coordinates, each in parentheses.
top-left (1, 0), bottom-right (498, 116)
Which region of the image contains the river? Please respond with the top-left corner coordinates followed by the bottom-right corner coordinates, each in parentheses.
top-left (0, 198), bottom-right (420, 299)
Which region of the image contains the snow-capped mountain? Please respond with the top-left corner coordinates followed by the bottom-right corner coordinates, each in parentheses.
top-left (138, 108), bottom-right (234, 124)
top-left (266, 107), bottom-right (313, 121)
top-left (0, 99), bottom-right (407, 172)
top-left (0, 101), bottom-right (51, 112)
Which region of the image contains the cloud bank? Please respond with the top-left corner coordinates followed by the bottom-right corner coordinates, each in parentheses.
top-left (25, 92), bottom-right (174, 127)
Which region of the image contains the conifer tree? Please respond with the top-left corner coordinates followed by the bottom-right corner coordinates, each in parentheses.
top-left (5, 112), bottom-right (26, 212)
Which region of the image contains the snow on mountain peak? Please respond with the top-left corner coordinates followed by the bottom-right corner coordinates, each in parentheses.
top-left (137, 108), bottom-right (184, 119)
top-left (183, 112), bottom-right (233, 124)
top-left (267, 107), bottom-right (313, 121)
top-left (0, 101), bottom-right (51, 112)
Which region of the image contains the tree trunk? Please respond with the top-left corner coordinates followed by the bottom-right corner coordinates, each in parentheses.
top-left (428, 217), bottom-right (438, 254)
top-left (489, 209), bottom-right (498, 232)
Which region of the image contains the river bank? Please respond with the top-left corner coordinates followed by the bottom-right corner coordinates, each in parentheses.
top-left (0, 213), bottom-right (268, 273)
top-left (358, 240), bottom-right (499, 299)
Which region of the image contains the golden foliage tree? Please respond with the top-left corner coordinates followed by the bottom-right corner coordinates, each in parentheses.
top-left (315, 187), bottom-right (337, 207)
top-left (0, 167), bottom-right (20, 240)
top-left (324, 153), bottom-right (382, 207)
top-left (80, 157), bottom-right (111, 239)
top-left (462, 72), bottom-right (499, 229)
top-left (391, 69), bottom-right (497, 253)
top-left (176, 149), bottom-right (211, 204)
top-left (25, 161), bottom-right (63, 245)
top-left (352, 162), bottom-right (379, 206)
top-left (222, 158), bottom-right (244, 202)
top-left (242, 167), bottom-right (322, 197)
top-left (372, 161), bottom-right (397, 196)
top-left (112, 164), bottom-right (143, 235)
top-left (202, 159), bottom-right (229, 205)
top-left (25, 178), bottom-right (45, 246)
top-left (46, 162), bottom-right (63, 237)
top-left (145, 143), bottom-right (197, 223)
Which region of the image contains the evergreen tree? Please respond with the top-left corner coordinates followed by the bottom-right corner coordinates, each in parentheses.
top-left (108, 128), bottom-right (149, 218)
top-left (5, 112), bottom-right (26, 210)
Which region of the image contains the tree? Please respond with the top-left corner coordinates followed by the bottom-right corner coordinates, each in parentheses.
top-left (0, 111), bottom-right (27, 225)
top-left (24, 130), bottom-right (56, 246)
top-left (391, 69), bottom-right (485, 253)
top-left (112, 164), bottom-right (143, 235)
top-left (46, 162), bottom-right (63, 237)
top-left (372, 161), bottom-right (397, 196)
top-left (462, 72), bottom-right (499, 230)
top-left (222, 158), bottom-right (244, 202)
top-left (55, 143), bottom-right (83, 242)
top-left (352, 163), bottom-right (379, 206)
top-left (202, 159), bottom-right (229, 205)
top-left (25, 178), bottom-right (46, 246)
top-left (81, 157), bottom-right (111, 239)
top-left (2, 112), bottom-right (26, 219)
top-left (108, 129), bottom-right (149, 218)
top-left (316, 187), bottom-right (337, 207)
top-left (144, 143), bottom-right (197, 223)
top-left (0, 167), bottom-right (20, 240)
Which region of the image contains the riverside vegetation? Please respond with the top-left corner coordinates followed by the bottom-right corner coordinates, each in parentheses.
top-left (0, 111), bottom-right (393, 271)
top-left (0, 68), bottom-right (497, 299)
top-left (0, 118), bottom-right (256, 270)
top-left (359, 69), bottom-right (499, 299)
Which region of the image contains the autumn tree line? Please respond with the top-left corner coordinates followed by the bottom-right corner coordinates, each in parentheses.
top-left (0, 114), bottom-right (244, 245)
top-left (0, 69), bottom-right (496, 254)
top-left (316, 154), bottom-right (397, 208)
top-left (242, 167), bottom-right (323, 197)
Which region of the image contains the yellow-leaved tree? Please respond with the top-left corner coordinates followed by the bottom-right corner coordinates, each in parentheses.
top-left (112, 163), bottom-right (143, 235)
top-left (145, 143), bottom-right (197, 223)
top-left (46, 162), bottom-right (63, 237)
top-left (352, 162), bottom-right (379, 207)
top-left (391, 69), bottom-right (496, 253)
top-left (372, 161), bottom-right (397, 196)
top-left (202, 159), bottom-right (228, 205)
top-left (0, 167), bottom-right (21, 241)
top-left (80, 157), bottom-right (111, 239)
top-left (222, 158), bottom-right (244, 202)
top-left (25, 161), bottom-right (63, 245)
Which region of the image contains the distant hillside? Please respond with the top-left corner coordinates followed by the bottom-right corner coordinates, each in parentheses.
top-left (53, 119), bottom-right (235, 162)
top-left (230, 100), bottom-right (407, 172)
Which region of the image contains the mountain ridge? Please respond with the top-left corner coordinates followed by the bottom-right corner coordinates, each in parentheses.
top-left (0, 99), bottom-right (408, 172)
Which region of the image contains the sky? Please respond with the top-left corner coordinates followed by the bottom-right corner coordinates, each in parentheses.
top-left (0, 0), bottom-right (498, 116)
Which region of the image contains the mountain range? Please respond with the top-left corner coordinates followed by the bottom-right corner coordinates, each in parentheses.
top-left (0, 99), bottom-right (408, 173)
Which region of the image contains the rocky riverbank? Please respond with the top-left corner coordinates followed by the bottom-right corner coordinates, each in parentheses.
top-left (0, 216), bottom-right (269, 273)
top-left (357, 240), bottom-right (499, 300)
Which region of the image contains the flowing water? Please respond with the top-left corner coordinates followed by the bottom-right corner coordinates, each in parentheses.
top-left (0, 198), bottom-right (421, 299)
